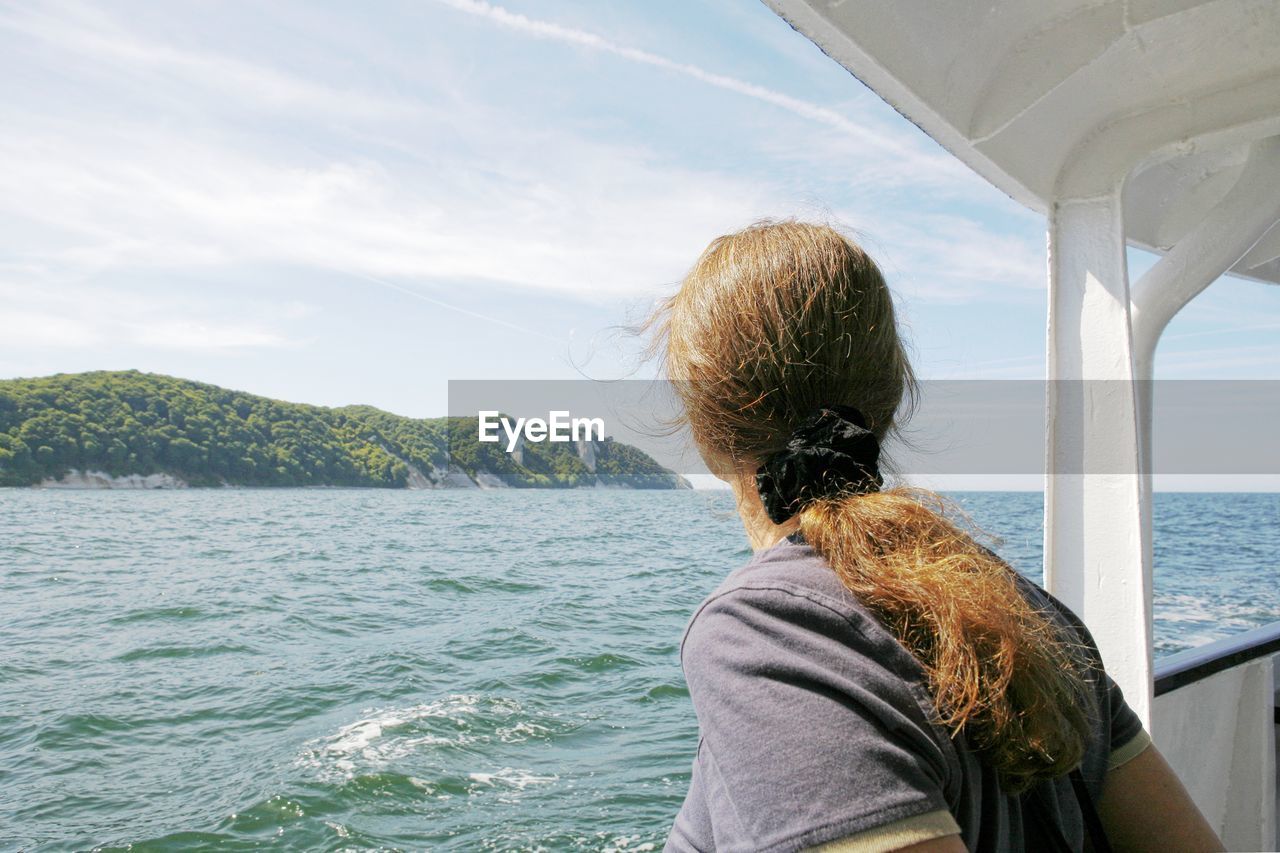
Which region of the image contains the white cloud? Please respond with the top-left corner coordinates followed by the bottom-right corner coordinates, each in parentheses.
top-left (129, 322), bottom-right (292, 351)
top-left (0, 309), bottom-right (104, 349)
top-left (0, 118), bottom-right (1042, 310)
top-left (1154, 343), bottom-right (1280, 377)
top-left (0, 115), bottom-right (779, 299)
top-left (0, 286), bottom-right (295, 352)
top-left (0, 1), bottom-right (417, 120)
top-left (0, 0), bottom-right (1053, 332)
top-left (880, 214), bottom-right (1046, 295)
top-left (1162, 320), bottom-right (1280, 342)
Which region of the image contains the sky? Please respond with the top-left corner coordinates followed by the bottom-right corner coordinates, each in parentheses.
top-left (3, 0), bottom-right (1279, 425)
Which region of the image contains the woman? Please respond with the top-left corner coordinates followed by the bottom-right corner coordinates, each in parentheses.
top-left (653, 221), bottom-right (1221, 852)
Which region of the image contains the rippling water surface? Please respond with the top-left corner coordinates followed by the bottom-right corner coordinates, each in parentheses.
top-left (2, 489), bottom-right (1276, 850)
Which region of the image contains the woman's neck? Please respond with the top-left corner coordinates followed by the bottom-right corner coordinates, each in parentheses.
top-left (729, 469), bottom-right (799, 551)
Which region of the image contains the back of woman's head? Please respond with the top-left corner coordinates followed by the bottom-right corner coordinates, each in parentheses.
top-left (657, 220), bottom-right (911, 463)
top-left (650, 219), bottom-right (1096, 793)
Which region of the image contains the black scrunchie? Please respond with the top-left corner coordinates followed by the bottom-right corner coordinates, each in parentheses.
top-left (755, 405), bottom-right (883, 524)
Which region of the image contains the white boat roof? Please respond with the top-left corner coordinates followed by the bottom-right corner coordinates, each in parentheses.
top-left (765, 0), bottom-right (1280, 285)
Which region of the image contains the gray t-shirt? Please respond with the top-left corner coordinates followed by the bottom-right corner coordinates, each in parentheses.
top-left (664, 535), bottom-right (1146, 852)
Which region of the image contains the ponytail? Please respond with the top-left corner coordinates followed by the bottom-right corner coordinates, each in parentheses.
top-left (799, 488), bottom-right (1097, 792)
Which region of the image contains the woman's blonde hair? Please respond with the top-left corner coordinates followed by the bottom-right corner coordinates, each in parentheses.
top-left (649, 219), bottom-right (1095, 793)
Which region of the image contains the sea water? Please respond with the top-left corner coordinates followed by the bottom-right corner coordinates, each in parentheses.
top-left (1, 490), bottom-right (1277, 850)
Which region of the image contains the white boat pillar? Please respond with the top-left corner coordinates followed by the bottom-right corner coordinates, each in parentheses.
top-left (1044, 185), bottom-right (1151, 723)
top-left (1121, 139), bottom-right (1280, 849)
top-left (1044, 122), bottom-right (1280, 727)
top-left (1129, 138), bottom-right (1280, 686)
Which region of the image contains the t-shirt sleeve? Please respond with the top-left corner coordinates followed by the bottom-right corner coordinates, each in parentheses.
top-left (1100, 668), bottom-right (1151, 768)
top-left (1061, 608), bottom-right (1150, 765)
top-left (679, 584), bottom-right (957, 852)
top-left (1018, 575), bottom-right (1151, 771)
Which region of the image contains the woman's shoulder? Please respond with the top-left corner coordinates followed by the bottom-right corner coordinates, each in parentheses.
top-left (696, 534), bottom-right (859, 612)
top-left (679, 536), bottom-right (929, 689)
top-left (674, 537), bottom-right (962, 850)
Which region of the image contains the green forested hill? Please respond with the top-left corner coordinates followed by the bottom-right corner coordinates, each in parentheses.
top-left (0, 371), bottom-right (687, 489)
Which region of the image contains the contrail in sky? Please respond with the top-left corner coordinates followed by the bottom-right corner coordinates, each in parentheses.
top-left (432, 0), bottom-right (953, 175)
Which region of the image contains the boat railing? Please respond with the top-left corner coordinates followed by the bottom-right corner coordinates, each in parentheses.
top-left (1155, 621), bottom-right (1280, 698)
top-left (1151, 620), bottom-right (1280, 851)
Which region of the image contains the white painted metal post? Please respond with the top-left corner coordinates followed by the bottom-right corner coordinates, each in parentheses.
top-left (1128, 143), bottom-right (1280, 714)
top-left (1130, 140), bottom-right (1280, 843)
top-left (1044, 191), bottom-right (1152, 725)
